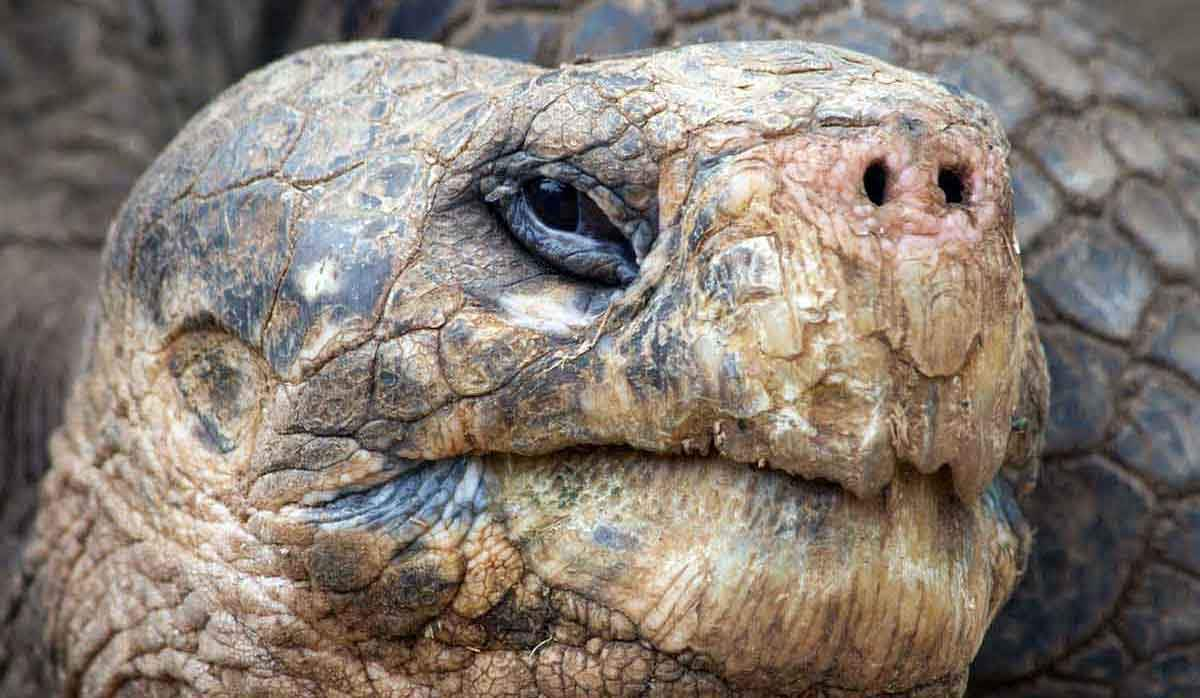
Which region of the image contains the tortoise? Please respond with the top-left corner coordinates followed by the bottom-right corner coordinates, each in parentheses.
top-left (15, 34), bottom-right (1054, 696)
top-left (1, 1), bottom-right (1198, 696)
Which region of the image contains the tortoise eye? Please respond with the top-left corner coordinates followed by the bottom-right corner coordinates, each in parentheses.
top-left (524, 178), bottom-right (580, 231)
top-left (500, 177), bottom-right (639, 287)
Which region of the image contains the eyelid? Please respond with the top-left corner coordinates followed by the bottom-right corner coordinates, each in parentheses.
top-left (502, 178), bottom-right (639, 286)
top-left (479, 156), bottom-right (657, 284)
top-left (484, 174), bottom-right (650, 250)
top-left (481, 158), bottom-right (625, 218)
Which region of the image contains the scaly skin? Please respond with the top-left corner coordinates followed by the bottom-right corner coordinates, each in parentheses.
top-left (323, 3), bottom-right (1200, 695)
top-left (27, 41), bottom-right (1044, 696)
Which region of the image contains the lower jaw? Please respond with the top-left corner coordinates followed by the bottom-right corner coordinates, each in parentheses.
top-left (484, 449), bottom-right (1029, 694)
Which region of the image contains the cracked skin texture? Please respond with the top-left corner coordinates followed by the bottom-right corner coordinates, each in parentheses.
top-left (27, 41), bottom-right (1047, 696)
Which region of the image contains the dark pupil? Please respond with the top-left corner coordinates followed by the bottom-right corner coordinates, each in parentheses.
top-left (525, 178), bottom-right (580, 231)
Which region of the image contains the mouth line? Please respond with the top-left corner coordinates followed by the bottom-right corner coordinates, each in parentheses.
top-left (483, 444), bottom-right (1026, 549)
top-left (281, 443), bottom-right (1029, 692)
top-left (502, 443), bottom-right (1003, 508)
top-left (285, 440), bottom-right (1029, 595)
top-left (292, 441), bottom-right (1011, 522)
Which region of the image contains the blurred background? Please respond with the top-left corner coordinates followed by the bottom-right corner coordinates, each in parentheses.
top-left (1095, 0), bottom-right (1199, 98)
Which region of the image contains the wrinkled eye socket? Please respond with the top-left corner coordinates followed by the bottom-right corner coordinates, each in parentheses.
top-left (502, 177), bottom-right (639, 287)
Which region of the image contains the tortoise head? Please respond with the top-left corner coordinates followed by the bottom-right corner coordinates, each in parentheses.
top-left (38, 41), bottom-right (1046, 695)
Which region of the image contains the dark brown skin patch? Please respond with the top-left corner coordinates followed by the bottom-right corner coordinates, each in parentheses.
top-left (169, 333), bottom-right (266, 453)
top-left (307, 529), bottom-right (393, 592)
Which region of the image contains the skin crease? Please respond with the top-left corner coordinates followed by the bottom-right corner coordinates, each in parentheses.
top-left (24, 41), bottom-right (1047, 697)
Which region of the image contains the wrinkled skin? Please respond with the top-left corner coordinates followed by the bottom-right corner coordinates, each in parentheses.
top-left (22, 40), bottom-right (1047, 696)
top-left (243, 4), bottom-right (1200, 696)
top-left (3, 1), bottom-right (1200, 697)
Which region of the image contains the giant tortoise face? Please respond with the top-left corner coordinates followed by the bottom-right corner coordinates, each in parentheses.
top-left (38, 41), bottom-right (1046, 696)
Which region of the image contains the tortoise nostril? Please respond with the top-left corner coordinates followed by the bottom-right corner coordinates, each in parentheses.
top-left (863, 161), bottom-right (887, 206)
top-left (938, 168), bottom-right (966, 205)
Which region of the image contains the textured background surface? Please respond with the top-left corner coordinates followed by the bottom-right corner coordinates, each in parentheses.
top-left (1093, 0), bottom-right (1199, 98)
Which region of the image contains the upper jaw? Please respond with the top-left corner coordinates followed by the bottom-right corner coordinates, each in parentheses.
top-left (254, 42), bottom-right (1039, 509)
top-left (441, 125), bottom-right (1036, 505)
